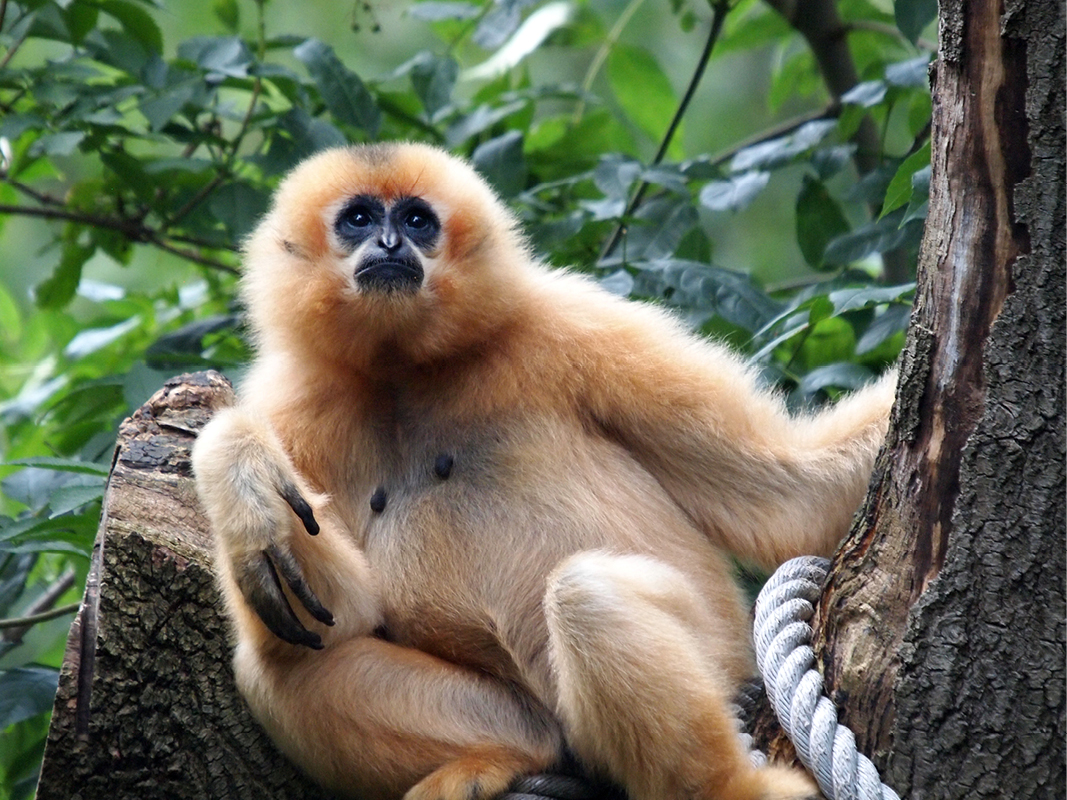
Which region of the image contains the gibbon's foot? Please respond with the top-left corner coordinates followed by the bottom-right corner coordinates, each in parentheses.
top-left (233, 544), bottom-right (334, 649)
top-left (747, 765), bottom-right (821, 800)
top-left (403, 748), bottom-right (549, 800)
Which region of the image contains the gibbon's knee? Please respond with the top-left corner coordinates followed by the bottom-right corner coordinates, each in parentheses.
top-left (544, 552), bottom-right (817, 800)
top-left (544, 554), bottom-right (722, 786)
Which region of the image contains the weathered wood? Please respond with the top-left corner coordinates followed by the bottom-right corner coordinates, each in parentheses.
top-left (36, 371), bottom-right (329, 800)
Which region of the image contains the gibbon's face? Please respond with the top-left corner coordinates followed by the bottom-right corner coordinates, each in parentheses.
top-left (333, 194), bottom-right (441, 295)
top-left (242, 143), bottom-right (530, 366)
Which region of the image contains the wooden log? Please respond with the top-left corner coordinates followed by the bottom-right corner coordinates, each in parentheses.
top-left (36, 371), bottom-right (329, 800)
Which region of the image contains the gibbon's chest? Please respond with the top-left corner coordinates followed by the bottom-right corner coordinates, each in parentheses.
top-left (340, 402), bottom-right (705, 683)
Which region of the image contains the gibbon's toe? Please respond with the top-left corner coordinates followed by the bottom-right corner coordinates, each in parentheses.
top-left (755, 764), bottom-right (822, 800)
top-left (403, 748), bottom-right (545, 800)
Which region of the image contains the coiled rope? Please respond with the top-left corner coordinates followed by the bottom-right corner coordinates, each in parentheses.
top-left (754, 556), bottom-right (900, 800)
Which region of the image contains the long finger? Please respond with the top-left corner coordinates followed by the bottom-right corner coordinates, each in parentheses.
top-left (235, 551), bottom-right (324, 649)
top-left (280, 481), bottom-right (320, 535)
top-left (267, 543), bottom-right (335, 626)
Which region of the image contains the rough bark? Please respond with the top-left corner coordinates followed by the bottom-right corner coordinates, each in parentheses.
top-left (36, 372), bottom-right (329, 800)
top-left (754, 0), bottom-right (1065, 798)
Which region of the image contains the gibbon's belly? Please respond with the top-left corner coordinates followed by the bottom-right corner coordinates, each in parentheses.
top-left (354, 415), bottom-right (743, 693)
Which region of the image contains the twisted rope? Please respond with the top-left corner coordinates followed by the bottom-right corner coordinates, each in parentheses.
top-left (754, 556), bottom-right (900, 800)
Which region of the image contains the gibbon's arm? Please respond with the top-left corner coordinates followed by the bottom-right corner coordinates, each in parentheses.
top-left (192, 405), bottom-right (381, 649)
top-left (573, 292), bottom-right (896, 570)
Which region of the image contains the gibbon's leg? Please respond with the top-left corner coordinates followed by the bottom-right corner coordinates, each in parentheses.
top-left (234, 633), bottom-right (563, 800)
top-left (544, 552), bottom-right (817, 800)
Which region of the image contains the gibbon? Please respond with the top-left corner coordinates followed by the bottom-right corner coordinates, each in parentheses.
top-left (192, 142), bottom-right (896, 800)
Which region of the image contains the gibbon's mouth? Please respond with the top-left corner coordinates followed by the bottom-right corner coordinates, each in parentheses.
top-left (355, 259), bottom-right (424, 293)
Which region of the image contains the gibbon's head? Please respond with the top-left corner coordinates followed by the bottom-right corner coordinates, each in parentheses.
top-left (242, 143), bottom-right (535, 368)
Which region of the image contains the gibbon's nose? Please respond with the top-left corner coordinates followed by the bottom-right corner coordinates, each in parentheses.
top-left (379, 222), bottom-right (402, 252)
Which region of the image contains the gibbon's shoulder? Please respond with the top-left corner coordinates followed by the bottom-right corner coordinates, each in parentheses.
top-left (524, 268), bottom-right (737, 360)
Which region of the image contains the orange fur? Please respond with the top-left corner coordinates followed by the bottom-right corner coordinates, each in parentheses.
top-left (192, 143), bottom-right (892, 800)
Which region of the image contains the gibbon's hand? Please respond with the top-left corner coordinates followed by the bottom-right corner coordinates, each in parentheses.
top-left (192, 409), bottom-right (335, 650)
top-left (235, 485), bottom-right (335, 650)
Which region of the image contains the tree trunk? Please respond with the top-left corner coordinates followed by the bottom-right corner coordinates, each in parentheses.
top-left (754, 0), bottom-right (1065, 797)
top-left (36, 372), bottom-right (329, 800)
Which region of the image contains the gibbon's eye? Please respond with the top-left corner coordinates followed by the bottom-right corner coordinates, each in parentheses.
top-left (405, 210), bottom-right (429, 230)
top-left (335, 196), bottom-right (386, 247)
top-left (395, 198), bottom-right (441, 249)
top-left (340, 204), bottom-right (375, 229)
top-left (346, 207), bottom-right (374, 227)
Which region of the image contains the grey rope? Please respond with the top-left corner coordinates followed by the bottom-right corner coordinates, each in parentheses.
top-left (753, 556), bottom-right (900, 800)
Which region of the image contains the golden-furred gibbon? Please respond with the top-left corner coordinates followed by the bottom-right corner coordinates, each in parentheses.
top-left (192, 142), bottom-right (896, 800)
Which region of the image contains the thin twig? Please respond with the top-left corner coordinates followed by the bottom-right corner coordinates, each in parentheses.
top-left (599, 0), bottom-right (731, 263)
top-left (572, 0), bottom-right (647, 125)
top-left (0, 4), bottom-right (28, 70)
top-left (162, 79), bottom-right (262, 232)
top-left (150, 238), bottom-right (239, 273)
top-left (0, 601), bottom-right (80, 631)
top-left (0, 567), bottom-right (77, 643)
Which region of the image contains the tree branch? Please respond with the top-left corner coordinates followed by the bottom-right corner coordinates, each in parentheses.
top-left (0, 202), bottom-right (239, 274)
top-left (0, 602), bottom-right (80, 632)
top-left (599, 0), bottom-right (731, 262)
top-left (0, 568), bottom-right (77, 644)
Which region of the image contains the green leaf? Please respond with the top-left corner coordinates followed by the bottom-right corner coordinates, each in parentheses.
top-left (138, 81), bottom-right (197, 131)
top-left (895, 0), bottom-right (937, 44)
top-left (473, 0), bottom-right (526, 49)
top-left (885, 55), bottom-right (931, 88)
top-left (730, 120), bottom-right (837, 172)
top-left (409, 53), bottom-right (458, 119)
top-left (213, 0), bottom-right (239, 32)
top-left (209, 182), bottom-right (270, 239)
top-left (796, 176), bottom-right (851, 269)
top-left (34, 240), bottom-right (94, 310)
top-left (827, 283), bottom-right (916, 314)
top-left (699, 172), bottom-right (770, 212)
top-left (61, 1), bottom-right (99, 44)
top-left (0, 669), bottom-right (59, 729)
top-left (824, 212), bottom-right (923, 264)
top-left (718, 4), bottom-right (792, 55)
top-left (880, 143), bottom-right (931, 218)
top-left (628, 199), bottom-right (699, 262)
top-left (593, 154), bottom-right (641, 200)
top-left (31, 132), bottom-right (85, 157)
top-left (472, 132), bottom-right (526, 198)
top-left (607, 44), bottom-right (680, 155)
top-left (99, 0), bottom-right (164, 54)
top-left (48, 483), bottom-right (105, 517)
top-left (841, 80), bottom-right (887, 108)
top-left (5, 458), bottom-right (110, 477)
top-left (902, 165), bottom-right (931, 225)
top-left (445, 99), bottom-right (528, 147)
top-left (0, 282), bottom-right (21, 343)
top-left (83, 27), bottom-right (150, 74)
top-left (798, 362), bottom-right (875, 396)
top-left (857, 303), bottom-right (911, 354)
top-left (806, 294), bottom-right (835, 328)
top-left (293, 38), bottom-right (381, 135)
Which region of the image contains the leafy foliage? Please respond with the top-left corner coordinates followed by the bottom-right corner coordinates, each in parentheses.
top-left (0, 0), bottom-right (932, 794)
